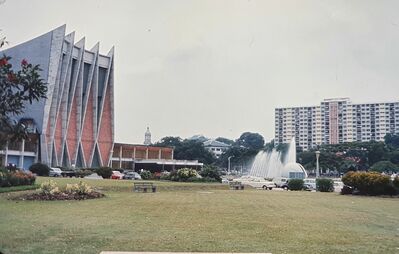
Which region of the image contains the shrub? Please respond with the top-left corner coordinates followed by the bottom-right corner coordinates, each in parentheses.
top-left (200, 165), bottom-right (221, 182)
top-left (288, 179), bottom-right (304, 191)
top-left (29, 163), bottom-right (50, 176)
top-left (342, 171), bottom-right (392, 196)
top-left (95, 167), bottom-right (113, 179)
top-left (140, 170), bottom-right (152, 180)
top-left (65, 182), bottom-right (93, 195)
top-left (21, 180), bottom-right (104, 201)
top-left (0, 170), bottom-right (36, 187)
top-left (39, 180), bottom-right (60, 195)
top-left (176, 168), bottom-right (198, 181)
top-left (159, 171), bottom-right (171, 180)
top-left (316, 178), bottom-right (334, 192)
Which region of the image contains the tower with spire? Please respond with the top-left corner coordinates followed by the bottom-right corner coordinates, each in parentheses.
top-left (144, 127), bottom-right (152, 145)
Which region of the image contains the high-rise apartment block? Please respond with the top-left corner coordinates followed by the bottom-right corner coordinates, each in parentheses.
top-left (275, 98), bottom-right (399, 150)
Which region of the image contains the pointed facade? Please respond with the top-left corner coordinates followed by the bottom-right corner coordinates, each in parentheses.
top-left (2, 25), bottom-right (115, 168)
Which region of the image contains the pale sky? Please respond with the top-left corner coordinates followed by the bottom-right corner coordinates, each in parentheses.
top-left (1, 0), bottom-right (399, 144)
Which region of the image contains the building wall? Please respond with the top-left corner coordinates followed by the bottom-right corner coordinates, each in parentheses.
top-left (1, 25), bottom-right (114, 169)
top-left (275, 98), bottom-right (399, 150)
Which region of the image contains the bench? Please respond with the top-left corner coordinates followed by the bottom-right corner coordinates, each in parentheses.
top-left (133, 182), bottom-right (157, 193)
top-left (229, 181), bottom-right (244, 190)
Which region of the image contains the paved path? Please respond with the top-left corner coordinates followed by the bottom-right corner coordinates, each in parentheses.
top-left (101, 252), bottom-right (272, 254)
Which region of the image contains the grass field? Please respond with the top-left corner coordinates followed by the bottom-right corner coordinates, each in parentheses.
top-left (0, 177), bottom-right (398, 254)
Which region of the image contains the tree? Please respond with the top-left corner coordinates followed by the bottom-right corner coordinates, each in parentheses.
top-left (0, 53), bottom-right (47, 148)
top-left (200, 165), bottom-right (221, 182)
top-left (216, 145), bottom-right (257, 168)
top-left (371, 161), bottom-right (399, 173)
top-left (174, 139), bottom-right (215, 165)
top-left (385, 134), bottom-right (399, 150)
top-left (263, 140), bottom-right (275, 152)
top-left (215, 137), bottom-right (234, 146)
top-left (388, 151), bottom-right (399, 164)
top-left (367, 142), bottom-right (388, 166)
top-left (154, 136), bottom-right (182, 147)
top-left (235, 132), bottom-right (264, 150)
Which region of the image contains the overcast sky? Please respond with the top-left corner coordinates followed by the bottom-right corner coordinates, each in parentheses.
top-left (1, 0), bottom-right (399, 144)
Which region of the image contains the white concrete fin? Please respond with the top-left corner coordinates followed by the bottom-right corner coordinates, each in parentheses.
top-left (75, 37), bottom-right (85, 48)
top-left (90, 42), bottom-right (100, 53)
top-left (64, 31), bottom-right (75, 43)
top-left (107, 46), bottom-right (115, 57)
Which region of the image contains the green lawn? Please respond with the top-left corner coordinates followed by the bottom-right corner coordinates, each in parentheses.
top-left (0, 177), bottom-right (398, 254)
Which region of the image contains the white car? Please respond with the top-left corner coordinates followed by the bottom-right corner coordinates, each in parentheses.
top-left (303, 178), bottom-right (316, 190)
top-left (233, 176), bottom-right (274, 190)
top-left (221, 178), bottom-right (229, 184)
top-left (49, 167), bottom-right (62, 177)
top-left (273, 177), bottom-right (289, 188)
top-left (333, 179), bottom-right (344, 192)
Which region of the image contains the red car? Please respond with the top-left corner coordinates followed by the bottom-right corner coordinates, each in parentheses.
top-left (111, 171), bottom-right (124, 180)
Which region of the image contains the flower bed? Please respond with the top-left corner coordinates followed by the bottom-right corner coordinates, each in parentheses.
top-left (0, 169), bottom-right (36, 187)
top-left (12, 180), bottom-right (104, 201)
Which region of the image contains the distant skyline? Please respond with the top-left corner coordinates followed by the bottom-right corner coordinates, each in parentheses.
top-left (1, 0), bottom-right (399, 144)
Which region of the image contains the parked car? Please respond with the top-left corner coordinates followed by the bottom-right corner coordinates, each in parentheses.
top-left (246, 178), bottom-right (275, 190)
top-left (111, 171), bottom-right (124, 179)
top-left (49, 167), bottom-right (62, 177)
top-left (333, 179), bottom-right (344, 192)
top-left (221, 178), bottom-right (229, 184)
top-left (274, 177), bottom-right (289, 188)
top-left (233, 176), bottom-right (274, 190)
top-left (123, 171), bottom-right (142, 180)
top-left (303, 178), bottom-right (316, 190)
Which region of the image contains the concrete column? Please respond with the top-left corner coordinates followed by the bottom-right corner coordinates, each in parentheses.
top-left (133, 147), bottom-right (136, 159)
top-left (145, 148), bottom-right (149, 160)
top-left (119, 145), bottom-right (122, 168)
top-left (19, 139), bottom-right (25, 170)
top-left (4, 141), bottom-right (8, 167)
top-left (171, 149), bottom-right (174, 160)
top-left (158, 149), bottom-right (162, 159)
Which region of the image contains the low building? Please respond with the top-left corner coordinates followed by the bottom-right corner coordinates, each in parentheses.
top-left (203, 139), bottom-right (230, 158)
top-left (0, 119), bottom-right (39, 170)
top-left (111, 143), bottom-right (203, 172)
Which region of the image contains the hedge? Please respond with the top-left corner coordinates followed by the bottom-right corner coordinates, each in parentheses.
top-left (342, 171), bottom-right (397, 196)
top-left (316, 178), bottom-right (334, 192)
top-left (288, 179), bottom-right (304, 191)
top-left (0, 169), bottom-right (36, 187)
top-left (29, 163), bottom-right (50, 176)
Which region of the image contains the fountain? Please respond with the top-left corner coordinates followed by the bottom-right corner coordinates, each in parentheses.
top-left (249, 137), bottom-right (307, 179)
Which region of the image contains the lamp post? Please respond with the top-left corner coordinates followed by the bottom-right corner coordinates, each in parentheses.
top-left (315, 151), bottom-right (320, 178)
top-left (228, 156), bottom-right (234, 174)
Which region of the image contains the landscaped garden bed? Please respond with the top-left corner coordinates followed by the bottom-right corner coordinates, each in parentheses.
top-left (11, 180), bottom-right (104, 201)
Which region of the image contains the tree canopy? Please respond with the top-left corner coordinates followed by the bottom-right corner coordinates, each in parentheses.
top-left (235, 132), bottom-right (264, 150)
top-left (0, 52), bottom-right (47, 147)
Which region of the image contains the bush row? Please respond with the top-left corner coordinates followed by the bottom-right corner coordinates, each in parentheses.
top-left (342, 171), bottom-right (398, 196)
top-left (316, 178), bottom-right (334, 192)
top-left (160, 167), bottom-right (221, 182)
top-left (0, 169), bottom-right (36, 187)
top-left (286, 178), bottom-right (334, 192)
top-left (29, 163), bottom-right (50, 176)
top-left (287, 179), bottom-right (304, 190)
